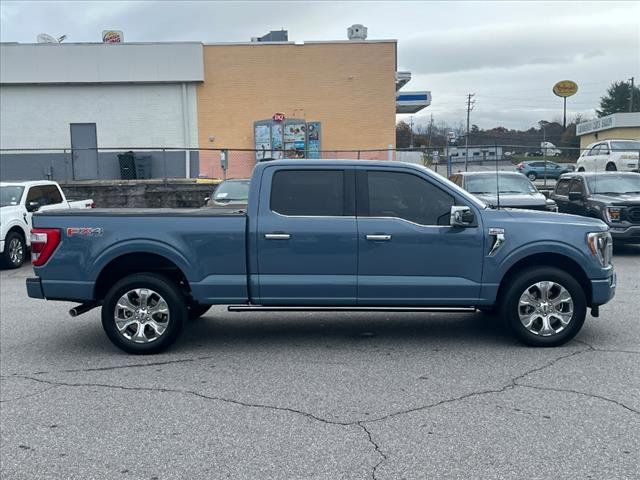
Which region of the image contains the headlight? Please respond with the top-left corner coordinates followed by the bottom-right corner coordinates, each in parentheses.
top-left (587, 231), bottom-right (613, 267)
top-left (603, 207), bottom-right (622, 223)
top-left (546, 200), bottom-right (558, 212)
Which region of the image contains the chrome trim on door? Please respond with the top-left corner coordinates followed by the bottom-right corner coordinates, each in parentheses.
top-left (264, 233), bottom-right (291, 240)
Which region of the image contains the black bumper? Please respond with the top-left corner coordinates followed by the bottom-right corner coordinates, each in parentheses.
top-left (26, 277), bottom-right (45, 299)
top-left (610, 225), bottom-right (640, 243)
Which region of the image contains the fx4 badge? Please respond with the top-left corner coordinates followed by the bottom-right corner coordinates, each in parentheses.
top-left (66, 227), bottom-right (103, 238)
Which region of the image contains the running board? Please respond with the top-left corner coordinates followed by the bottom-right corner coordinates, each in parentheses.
top-left (227, 306), bottom-right (477, 313)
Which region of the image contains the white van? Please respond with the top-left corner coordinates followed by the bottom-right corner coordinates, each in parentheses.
top-left (576, 139), bottom-right (640, 172)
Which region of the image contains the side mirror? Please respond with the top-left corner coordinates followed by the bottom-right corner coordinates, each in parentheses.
top-left (26, 201), bottom-right (40, 212)
top-left (204, 197), bottom-right (211, 206)
top-left (450, 206), bottom-right (475, 227)
top-left (568, 191), bottom-right (582, 201)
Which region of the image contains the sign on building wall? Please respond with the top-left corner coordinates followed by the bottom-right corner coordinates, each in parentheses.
top-left (254, 117), bottom-right (321, 161)
top-left (102, 30), bottom-right (124, 43)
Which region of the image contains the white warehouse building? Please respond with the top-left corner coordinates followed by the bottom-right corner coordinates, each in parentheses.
top-left (0, 42), bottom-right (203, 180)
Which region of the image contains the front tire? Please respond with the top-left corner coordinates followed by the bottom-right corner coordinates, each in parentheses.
top-left (500, 267), bottom-right (586, 347)
top-left (101, 273), bottom-right (187, 354)
top-left (1, 231), bottom-right (26, 269)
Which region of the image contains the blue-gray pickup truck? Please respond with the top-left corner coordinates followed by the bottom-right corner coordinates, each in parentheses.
top-left (26, 160), bottom-right (616, 354)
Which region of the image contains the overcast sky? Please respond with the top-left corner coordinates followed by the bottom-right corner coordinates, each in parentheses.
top-left (1, 1), bottom-right (638, 130)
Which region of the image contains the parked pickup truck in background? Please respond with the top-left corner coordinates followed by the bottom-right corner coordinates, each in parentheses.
top-left (450, 171), bottom-right (558, 211)
top-left (1, 181), bottom-right (94, 268)
top-left (551, 172), bottom-right (640, 244)
top-left (26, 160), bottom-right (616, 354)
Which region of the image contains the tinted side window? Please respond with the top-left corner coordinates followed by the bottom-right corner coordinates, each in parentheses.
top-left (365, 171), bottom-right (454, 226)
top-left (26, 186), bottom-right (62, 206)
top-left (569, 179), bottom-right (585, 195)
top-left (271, 170), bottom-right (345, 216)
top-left (555, 179), bottom-right (571, 196)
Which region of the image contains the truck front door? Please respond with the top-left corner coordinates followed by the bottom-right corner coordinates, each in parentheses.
top-left (255, 167), bottom-right (357, 305)
top-left (356, 168), bottom-right (484, 306)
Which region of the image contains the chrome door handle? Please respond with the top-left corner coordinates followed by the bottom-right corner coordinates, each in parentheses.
top-left (264, 233), bottom-right (291, 240)
top-left (366, 234), bottom-right (392, 241)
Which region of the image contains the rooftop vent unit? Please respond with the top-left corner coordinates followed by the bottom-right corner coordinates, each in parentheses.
top-left (252, 30), bottom-right (288, 42)
top-left (347, 24), bottom-right (367, 40)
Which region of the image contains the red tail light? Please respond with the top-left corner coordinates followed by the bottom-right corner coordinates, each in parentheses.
top-left (517, 163), bottom-right (524, 169)
top-left (30, 228), bottom-right (61, 266)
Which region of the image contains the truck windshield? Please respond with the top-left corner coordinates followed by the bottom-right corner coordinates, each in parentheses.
top-left (586, 175), bottom-right (640, 194)
top-left (0, 186), bottom-right (25, 207)
top-left (465, 175), bottom-right (537, 194)
top-left (214, 180), bottom-right (250, 201)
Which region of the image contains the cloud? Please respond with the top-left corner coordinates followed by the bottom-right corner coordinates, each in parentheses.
top-left (1, 1), bottom-right (637, 130)
top-left (399, 18), bottom-right (638, 75)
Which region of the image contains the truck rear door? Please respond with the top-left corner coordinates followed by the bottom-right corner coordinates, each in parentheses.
top-left (255, 167), bottom-right (357, 305)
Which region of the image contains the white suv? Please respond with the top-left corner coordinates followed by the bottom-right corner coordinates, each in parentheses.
top-left (576, 139), bottom-right (640, 172)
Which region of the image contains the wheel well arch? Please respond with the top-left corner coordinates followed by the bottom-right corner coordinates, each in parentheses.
top-left (6, 225), bottom-right (27, 240)
top-left (496, 253), bottom-right (592, 305)
top-left (94, 252), bottom-right (191, 301)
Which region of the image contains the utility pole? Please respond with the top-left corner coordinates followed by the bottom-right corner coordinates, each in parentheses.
top-left (630, 77), bottom-right (635, 112)
top-left (427, 114), bottom-right (434, 149)
top-left (465, 93), bottom-right (476, 172)
top-left (409, 115), bottom-right (414, 148)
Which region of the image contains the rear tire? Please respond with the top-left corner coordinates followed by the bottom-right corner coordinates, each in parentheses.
top-left (101, 273), bottom-right (186, 354)
top-left (605, 163), bottom-right (617, 171)
top-left (1, 231), bottom-right (26, 269)
top-left (527, 172), bottom-right (537, 181)
top-left (500, 267), bottom-right (586, 347)
top-left (577, 167), bottom-right (585, 172)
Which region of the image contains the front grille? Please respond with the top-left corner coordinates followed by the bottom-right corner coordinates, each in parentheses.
top-left (626, 206), bottom-right (640, 224)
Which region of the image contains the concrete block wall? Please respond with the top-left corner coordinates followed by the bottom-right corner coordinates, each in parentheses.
top-left (60, 180), bottom-right (216, 209)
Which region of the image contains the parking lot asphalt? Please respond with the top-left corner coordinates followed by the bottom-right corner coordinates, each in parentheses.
top-left (1, 246), bottom-right (639, 480)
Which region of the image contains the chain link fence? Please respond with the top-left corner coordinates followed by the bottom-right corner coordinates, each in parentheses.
top-left (1, 145), bottom-right (638, 185)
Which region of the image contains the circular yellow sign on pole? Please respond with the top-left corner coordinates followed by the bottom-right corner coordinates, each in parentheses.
top-left (553, 80), bottom-right (578, 98)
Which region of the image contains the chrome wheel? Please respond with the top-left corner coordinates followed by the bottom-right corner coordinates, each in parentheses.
top-left (8, 237), bottom-right (24, 266)
top-left (518, 281), bottom-right (574, 336)
top-left (114, 288), bottom-right (170, 343)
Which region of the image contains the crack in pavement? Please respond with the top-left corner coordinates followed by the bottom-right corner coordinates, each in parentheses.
top-left (515, 384), bottom-right (640, 415)
top-left (9, 355), bottom-right (220, 376)
top-left (0, 385), bottom-right (58, 404)
top-left (362, 347), bottom-right (592, 424)
top-left (4, 345), bottom-right (637, 480)
top-left (357, 422), bottom-right (387, 480)
top-left (573, 339), bottom-right (640, 355)
top-left (6, 374), bottom-right (352, 427)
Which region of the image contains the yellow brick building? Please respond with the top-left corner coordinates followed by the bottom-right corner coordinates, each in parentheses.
top-left (196, 40), bottom-right (398, 178)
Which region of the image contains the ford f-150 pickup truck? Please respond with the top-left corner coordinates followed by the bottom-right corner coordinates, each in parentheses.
top-left (26, 160), bottom-right (616, 354)
top-left (1, 181), bottom-right (94, 269)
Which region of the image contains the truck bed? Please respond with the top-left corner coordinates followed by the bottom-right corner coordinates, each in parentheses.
top-left (31, 207), bottom-right (249, 304)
